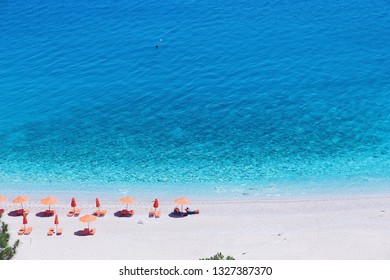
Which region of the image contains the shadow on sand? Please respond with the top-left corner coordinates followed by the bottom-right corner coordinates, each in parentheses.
top-left (114, 211), bottom-right (130, 218)
top-left (7, 210), bottom-right (22, 217)
top-left (168, 212), bottom-right (188, 218)
top-left (35, 212), bottom-right (54, 218)
top-left (74, 230), bottom-right (88, 236)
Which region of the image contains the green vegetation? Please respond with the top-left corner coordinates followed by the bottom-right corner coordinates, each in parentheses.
top-left (200, 252), bottom-right (235, 260)
top-left (0, 213), bottom-right (20, 260)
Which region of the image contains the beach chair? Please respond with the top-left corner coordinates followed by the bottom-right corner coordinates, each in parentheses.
top-left (67, 210), bottom-right (75, 217)
top-left (93, 210), bottom-right (107, 217)
top-left (17, 209), bottom-right (30, 216)
top-left (56, 228), bottom-right (63, 235)
top-left (45, 209), bottom-right (55, 216)
top-left (24, 227), bottom-right (32, 235)
top-left (155, 210), bottom-right (161, 218)
top-left (47, 228), bottom-right (54, 236)
top-left (89, 228), bottom-right (96, 235)
top-left (149, 210), bottom-right (155, 217)
top-left (18, 228), bottom-right (25, 235)
top-left (74, 208), bottom-right (81, 216)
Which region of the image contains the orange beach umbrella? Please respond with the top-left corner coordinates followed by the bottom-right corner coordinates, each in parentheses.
top-left (71, 197), bottom-right (77, 212)
top-left (12, 196), bottom-right (29, 210)
top-left (174, 198), bottom-right (190, 212)
top-left (79, 214), bottom-right (97, 230)
top-left (119, 196), bottom-right (136, 210)
top-left (40, 196), bottom-right (58, 211)
top-left (153, 199), bottom-right (159, 212)
top-left (22, 213), bottom-right (28, 230)
top-left (54, 214), bottom-right (59, 232)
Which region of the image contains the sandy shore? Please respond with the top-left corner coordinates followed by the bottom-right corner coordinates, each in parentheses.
top-left (1, 195), bottom-right (390, 260)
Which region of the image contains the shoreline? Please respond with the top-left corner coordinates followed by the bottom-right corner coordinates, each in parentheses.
top-left (2, 178), bottom-right (390, 202)
top-left (1, 193), bottom-right (389, 260)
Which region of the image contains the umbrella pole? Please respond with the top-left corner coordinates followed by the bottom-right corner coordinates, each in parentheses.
top-left (21, 203), bottom-right (24, 210)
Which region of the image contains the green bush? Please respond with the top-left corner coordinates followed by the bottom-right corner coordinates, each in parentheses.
top-left (200, 252), bottom-right (235, 260)
top-left (0, 213), bottom-right (20, 260)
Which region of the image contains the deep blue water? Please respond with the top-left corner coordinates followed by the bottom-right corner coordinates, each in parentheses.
top-left (1, 0), bottom-right (390, 197)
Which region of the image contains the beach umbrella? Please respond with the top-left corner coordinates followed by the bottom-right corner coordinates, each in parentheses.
top-left (96, 198), bottom-right (101, 212)
top-left (22, 213), bottom-right (28, 230)
top-left (54, 214), bottom-right (59, 232)
top-left (119, 196), bottom-right (136, 210)
top-left (153, 198), bottom-right (159, 212)
top-left (40, 196), bottom-right (58, 211)
top-left (79, 214), bottom-right (97, 230)
top-left (71, 197), bottom-right (77, 212)
top-left (174, 198), bottom-right (190, 212)
top-left (12, 196), bottom-right (29, 210)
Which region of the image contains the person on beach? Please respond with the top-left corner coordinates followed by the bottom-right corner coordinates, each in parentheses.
top-left (173, 207), bottom-right (188, 216)
top-left (185, 207), bottom-right (199, 215)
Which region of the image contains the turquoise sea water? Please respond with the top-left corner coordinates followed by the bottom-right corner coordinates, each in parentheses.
top-left (1, 0), bottom-right (390, 199)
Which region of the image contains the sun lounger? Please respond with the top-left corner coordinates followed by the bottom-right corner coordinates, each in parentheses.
top-left (74, 208), bottom-right (81, 216)
top-left (17, 209), bottom-right (30, 216)
top-left (47, 228), bottom-right (54, 236)
top-left (81, 228), bottom-right (95, 236)
top-left (18, 228), bottom-right (25, 235)
top-left (45, 209), bottom-right (56, 216)
top-left (24, 227), bottom-right (32, 235)
top-left (121, 209), bottom-right (134, 216)
top-left (67, 210), bottom-right (75, 217)
top-left (155, 210), bottom-right (161, 218)
top-left (93, 210), bottom-right (107, 217)
top-left (149, 210), bottom-right (155, 217)
top-left (56, 228), bottom-right (63, 235)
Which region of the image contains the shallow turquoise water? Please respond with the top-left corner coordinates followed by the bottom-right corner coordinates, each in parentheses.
top-left (0, 0), bottom-right (390, 198)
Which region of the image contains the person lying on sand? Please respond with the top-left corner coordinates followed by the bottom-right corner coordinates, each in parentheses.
top-left (185, 207), bottom-right (199, 214)
top-left (173, 207), bottom-right (188, 216)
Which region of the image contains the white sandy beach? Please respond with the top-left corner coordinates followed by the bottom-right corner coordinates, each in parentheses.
top-left (2, 195), bottom-right (390, 260)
